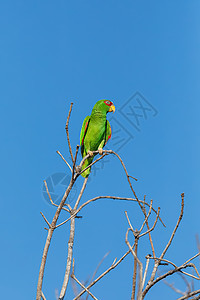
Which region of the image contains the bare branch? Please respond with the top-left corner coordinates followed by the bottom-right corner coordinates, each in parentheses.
top-left (191, 295), bottom-right (200, 300)
top-left (56, 177), bottom-right (88, 229)
top-left (163, 279), bottom-right (185, 296)
top-left (44, 180), bottom-right (70, 212)
top-left (125, 227), bottom-right (143, 300)
top-left (183, 252), bottom-right (200, 266)
top-left (139, 207), bottom-right (160, 238)
top-left (125, 211), bottom-right (135, 232)
top-left (72, 145), bottom-right (79, 178)
top-left (41, 291), bottom-right (47, 300)
top-left (71, 259), bottom-right (98, 300)
top-left (73, 246), bottom-right (134, 300)
top-left (144, 193), bottom-right (184, 294)
top-left (142, 262), bottom-right (199, 299)
top-left (56, 150), bottom-right (72, 173)
top-left (55, 195), bottom-right (162, 230)
top-left (177, 289), bottom-right (200, 300)
top-left (124, 211), bottom-right (139, 299)
top-left (128, 174), bottom-right (138, 181)
top-left (148, 256), bottom-right (200, 280)
top-left (132, 238), bottom-right (138, 300)
top-left (36, 179), bottom-right (74, 300)
top-left (65, 102), bottom-right (74, 164)
top-left (74, 177), bottom-right (88, 210)
top-left (40, 212), bottom-right (51, 228)
top-left (139, 199), bottom-right (153, 234)
top-left (160, 193), bottom-right (184, 260)
top-left (86, 252), bottom-right (110, 300)
top-left (59, 178), bottom-right (88, 300)
top-left (142, 255), bottom-right (150, 289)
top-left (143, 196), bottom-right (156, 258)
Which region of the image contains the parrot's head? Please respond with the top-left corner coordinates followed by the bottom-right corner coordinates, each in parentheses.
top-left (92, 99), bottom-right (115, 114)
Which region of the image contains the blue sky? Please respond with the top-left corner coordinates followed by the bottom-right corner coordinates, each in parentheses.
top-left (1, 1), bottom-right (200, 299)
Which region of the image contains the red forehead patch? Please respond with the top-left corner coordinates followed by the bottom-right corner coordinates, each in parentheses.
top-left (104, 100), bottom-right (112, 106)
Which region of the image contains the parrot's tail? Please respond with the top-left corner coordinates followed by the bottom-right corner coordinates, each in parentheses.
top-left (81, 157), bottom-right (93, 178)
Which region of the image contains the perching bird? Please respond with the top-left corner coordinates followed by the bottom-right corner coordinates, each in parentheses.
top-left (80, 99), bottom-right (115, 177)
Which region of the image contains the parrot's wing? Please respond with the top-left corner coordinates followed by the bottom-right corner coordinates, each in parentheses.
top-left (80, 116), bottom-right (90, 156)
top-left (104, 120), bottom-right (112, 146)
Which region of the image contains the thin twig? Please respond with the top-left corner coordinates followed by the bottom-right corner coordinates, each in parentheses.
top-left (143, 196), bottom-right (156, 258)
top-left (56, 150), bottom-right (73, 173)
top-left (72, 145), bottom-right (79, 178)
top-left (177, 289), bottom-right (200, 300)
top-left (71, 259), bottom-right (98, 300)
top-left (86, 252), bottom-right (110, 300)
top-left (160, 194), bottom-right (184, 259)
top-left (139, 207), bottom-right (160, 238)
top-left (56, 195), bottom-right (163, 229)
top-left (44, 180), bottom-right (70, 212)
top-left (139, 199), bottom-right (153, 234)
top-left (40, 212), bottom-right (51, 228)
top-left (183, 252), bottom-right (200, 266)
top-left (41, 291), bottom-right (47, 300)
top-left (73, 246), bottom-right (135, 300)
top-left (163, 279), bottom-right (185, 296)
top-left (65, 102), bottom-right (74, 164)
top-left (148, 256), bottom-right (200, 280)
top-left (128, 174), bottom-right (138, 181)
top-left (142, 262), bottom-right (199, 298)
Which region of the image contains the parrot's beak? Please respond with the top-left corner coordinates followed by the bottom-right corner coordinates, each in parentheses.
top-left (109, 104), bottom-right (115, 113)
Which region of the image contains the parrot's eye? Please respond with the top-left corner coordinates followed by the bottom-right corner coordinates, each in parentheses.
top-left (104, 100), bottom-right (112, 106)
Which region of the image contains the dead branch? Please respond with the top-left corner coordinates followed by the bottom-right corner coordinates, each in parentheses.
top-left (65, 102), bottom-right (74, 164)
top-left (56, 195), bottom-right (163, 229)
top-left (125, 212), bottom-right (143, 300)
top-left (73, 246), bottom-right (135, 300)
top-left (40, 212), bottom-right (51, 228)
top-left (142, 255), bottom-right (150, 289)
top-left (139, 207), bottom-right (160, 238)
top-left (56, 150), bottom-right (72, 173)
top-left (36, 179), bottom-right (74, 300)
top-left (44, 180), bottom-right (70, 212)
top-left (143, 196), bottom-right (156, 258)
top-left (71, 259), bottom-right (98, 300)
top-left (85, 252), bottom-right (110, 300)
top-left (41, 291), bottom-right (46, 300)
top-left (177, 289), bottom-right (200, 300)
top-left (72, 145), bottom-right (79, 178)
top-left (163, 279), bottom-right (185, 296)
top-left (143, 193), bottom-right (184, 297)
top-left (59, 178), bottom-right (88, 300)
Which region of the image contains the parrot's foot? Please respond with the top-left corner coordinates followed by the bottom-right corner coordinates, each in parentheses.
top-left (76, 165), bottom-right (82, 173)
top-left (98, 148), bottom-right (103, 155)
top-left (88, 150), bottom-right (94, 157)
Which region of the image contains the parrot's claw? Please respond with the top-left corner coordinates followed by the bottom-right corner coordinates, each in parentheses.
top-left (88, 150), bottom-right (94, 157)
top-left (98, 148), bottom-right (103, 155)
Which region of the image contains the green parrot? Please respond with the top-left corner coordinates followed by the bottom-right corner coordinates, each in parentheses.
top-left (80, 99), bottom-right (115, 177)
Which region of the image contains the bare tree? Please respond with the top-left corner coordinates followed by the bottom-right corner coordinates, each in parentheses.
top-left (36, 103), bottom-right (200, 300)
